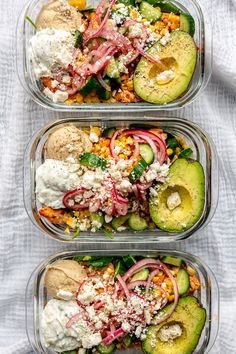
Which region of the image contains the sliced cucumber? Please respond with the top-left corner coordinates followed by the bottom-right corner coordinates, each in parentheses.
top-left (97, 343), bottom-right (116, 354)
top-left (147, 0), bottom-right (182, 14)
top-left (180, 13), bottom-right (195, 36)
top-left (139, 144), bottom-right (154, 165)
top-left (80, 76), bottom-right (97, 96)
top-left (128, 212), bottom-right (148, 231)
top-left (103, 127), bottom-right (116, 138)
top-left (162, 256), bottom-right (182, 267)
top-left (176, 268), bottom-right (190, 295)
top-left (111, 214), bottom-right (130, 231)
top-left (80, 153), bottom-right (107, 170)
top-left (131, 268), bottom-right (149, 281)
top-left (96, 78), bottom-right (111, 100)
top-left (139, 1), bottom-right (162, 22)
top-left (90, 212), bottom-right (104, 230)
top-left (122, 255), bottom-right (137, 268)
top-left (123, 335), bottom-right (133, 347)
top-left (106, 56), bottom-right (121, 83)
top-left (129, 159), bottom-right (148, 183)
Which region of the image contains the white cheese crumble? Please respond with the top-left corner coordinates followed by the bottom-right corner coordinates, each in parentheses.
top-left (160, 32), bottom-right (171, 46)
top-left (156, 70), bottom-right (175, 82)
top-left (44, 88), bottom-right (69, 103)
top-left (129, 23), bottom-right (143, 38)
top-left (57, 289), bottom-right (74, 301)
top-left (89, 132), bottom-right (99, 143)
top-left (167, 191), bottom-right (181, 210)
top-left (157, 324), bottom-right (182, 342)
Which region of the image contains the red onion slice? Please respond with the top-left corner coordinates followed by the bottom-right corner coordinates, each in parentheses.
top-left (116, 274), bottom-right (130, 298)
top-left (63, 188), bottom-right (89, 210)
top-left (103, 328), bottom-right (125, 345)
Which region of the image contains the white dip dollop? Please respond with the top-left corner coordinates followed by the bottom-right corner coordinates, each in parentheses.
top-left (41, 299), bottom-right (102, 352)
top-left (36, 159), bottom-right (81, 209)
top-left (29, 28), bottom-right (74, 79)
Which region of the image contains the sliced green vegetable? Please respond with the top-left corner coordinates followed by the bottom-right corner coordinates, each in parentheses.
top-left (111, 214), bottom-right (131, 231)
top-left (139, 144), bottom-right (154, 165)
top-left (81, 7), bottom-right (96, 12)
top-left (80, 153), bottom-right (107, 170)
top-left (106, 56), bottom-right (121, 83)
top-left (97, 343), bottom-right (116, 354)
top-left (162, 255), bottom-right (182, 267)
top-left (178, 148), bottom-right (193, 158)
top-left (123, 335), bottom-right (133, 347)
top-left (114, 260), bottom-right (127, 277)
top-left (180, 13), bottom-right (195, 36)
top-left (96, 78), bottom-right (111, 100)
top-left (139, 1), bottom-right (162, 22)
top-left (128, 212), bottom-right (148, 231)
top-left (25, 16), bottom-right (37, 29)
top-left (103, 127), bottom-right (116, 138)
top-left (73, 256), bottom-right (113, 267)
top-left (131, 268), bottom-right (149, 281)
top-left (129, 159), bottom-right (148, 183)
top-left (122, 255), bottom-right (137, 268)
top-left (117, 0), bottom-right (135, 6)
top-left (103, 228), bottom-right (114, 239)
top-left (74, 30), bottom-right (83, 48)
top-left (80, 76), bottom-right (98, 96)
top-left (90, 212), bottom-right (104, 230)
top-left (145, 0), bottom-right (182, 14)
top-left (166, 136), bottom-right (180, 150)
top-left (72, 227), bottom-right (80, 239)
top-left (176, 268), bottom-right (190, 295)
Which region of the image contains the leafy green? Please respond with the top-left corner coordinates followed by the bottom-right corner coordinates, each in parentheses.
top-left (72, 227), bottom-right (80, 239)
top-left (178, 148), bottom-right (193, 158)
top-left (73, 256), bottom-right (114, 268)
top-left (114, 259), bottom-right (127, 278)
top-left (166, 137), bottom-right (180, 150)
top-left (25, 16), bottom-right (37, 29)
top-left (74, 30), bottom-right (83, 49)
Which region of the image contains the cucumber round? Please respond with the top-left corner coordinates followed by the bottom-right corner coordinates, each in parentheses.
top-left (90, 212), bottom-right (104, 230)
top-left (162, 256), bottom-right (182, 267)
top-left (128, 212), bottom-right (148, 231)
top-left (106, 56), bottom-right (121, 82)
top-left (111, 214), bottom-right (131, 231)
top-left (176, 268), bottom-right (190, 295)
top-left (131, 268), bottom-right (149, 281)
top-left (80, 153), bottom-right (107, 170)
top-left (97, 343), bottom-right (116, 354)
top-left (129, 159), bottom-right (148, 183)
top-left (139, 144), bottom-right (154, 165)
top-left (180, 13), bottom-right (195, 36)
top-left (139, 1), bottom-right (162, 22)
top-left (79, 76), bottom-right (97, 96)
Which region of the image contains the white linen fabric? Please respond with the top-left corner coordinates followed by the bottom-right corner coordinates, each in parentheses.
top-left (0, 0), bottom-right (236, 353)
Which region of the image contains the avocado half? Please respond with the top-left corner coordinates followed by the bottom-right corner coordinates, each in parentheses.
top-left (149, 158), bottom-right (205, 232)
top-left (133, 31), bottom-right (197, 104)
top-left (142, 296), bottom-right (206, 354)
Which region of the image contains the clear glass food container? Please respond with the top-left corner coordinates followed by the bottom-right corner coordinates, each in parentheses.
top-left (17, 0), bottom-right (212, 112)
top-left (23, 116), bottom-right (218, 243)
top-left (25, 249), bottom-right (219, 354)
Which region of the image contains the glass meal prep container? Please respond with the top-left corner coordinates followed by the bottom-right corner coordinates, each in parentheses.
top-left (25, 249), bottom-right (219, 354)
top-left (23, 116), bottom-right (218, 243)
top-left (17, 0), bottom-right (212, 112)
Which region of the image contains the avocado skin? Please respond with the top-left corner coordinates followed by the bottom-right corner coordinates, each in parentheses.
top-left (149, 158), bottom-right (205, 232)
top-left (134, 31), bottom-right (197, 104)
top-left (142, 296), bottom-right (206, 354)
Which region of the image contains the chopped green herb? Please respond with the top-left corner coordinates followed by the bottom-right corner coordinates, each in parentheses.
top-left (25, 16), bottom-right (37, 29)
top-left (179, 148), bottom-right (193, 158)
top-left (103, 228), bottom-right (114, 239)
top-left (74, 30), bottom-right (83, 49)
top-left (72, 227), bottom-right (80, 239)
top-left (73, 256), bottom-right (114, 268)
top-left (166, 137), bottom-right (180, 149)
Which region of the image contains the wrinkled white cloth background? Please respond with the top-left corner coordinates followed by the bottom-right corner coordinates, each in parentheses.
top-left (0, 0), bottom-right (236, 353)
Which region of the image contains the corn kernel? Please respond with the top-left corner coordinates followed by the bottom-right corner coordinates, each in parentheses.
top-left (167, 148), bottom-right (173, 156)
top-left (91, 126), bottom-right (102, 137)
top-left (176, 147), bottom-right (181, 155)
top-left (187, 266), bottom-right (196, 276)
top-left (76, 93), bottom-right (83, 104)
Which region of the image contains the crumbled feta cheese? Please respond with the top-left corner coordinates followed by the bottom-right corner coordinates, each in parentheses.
top-left (160, 32), bottom-right (171, 46)
top-left (51, 79), bottom-right (59, 88)
top-left (82, 333), bottom-right (102, 349)
top-left (157, 324), bottom-right (182, 342)
top-left (129, 23), bottom-right (143, 38)
top-left (62, 75), bottom-right (71, 84)
top-left (105, 215), bottom-right (113, 223)
top-left (122, 322), bottom-right (131, 332)
top-left (56, 289), bottom-right (73, 300)
top-left (44, 88), bottom-right (68, 103)
top-left (117, 226), bottom-right (127, 232)
top-left (167, 192), bottom-right (181, 210)
top-left (156, 70), bottom-right (175, 82)
top-left (89, 132), bottom-right (99, 143)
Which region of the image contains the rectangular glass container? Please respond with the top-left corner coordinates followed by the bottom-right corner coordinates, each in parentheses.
top-left (17, 0), bottom-right (212, 112)
top-left (25, 249), bottom-right (219, 354)
top-left (23, 116), bottom-right (218, 243)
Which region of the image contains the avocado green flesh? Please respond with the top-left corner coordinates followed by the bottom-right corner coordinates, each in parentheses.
top-left (149, 159), bottom-right (205, 232)
top-left (142, 296), bottom-right (206, 354)
top-left (134, 31), bottom-right (197, 104)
